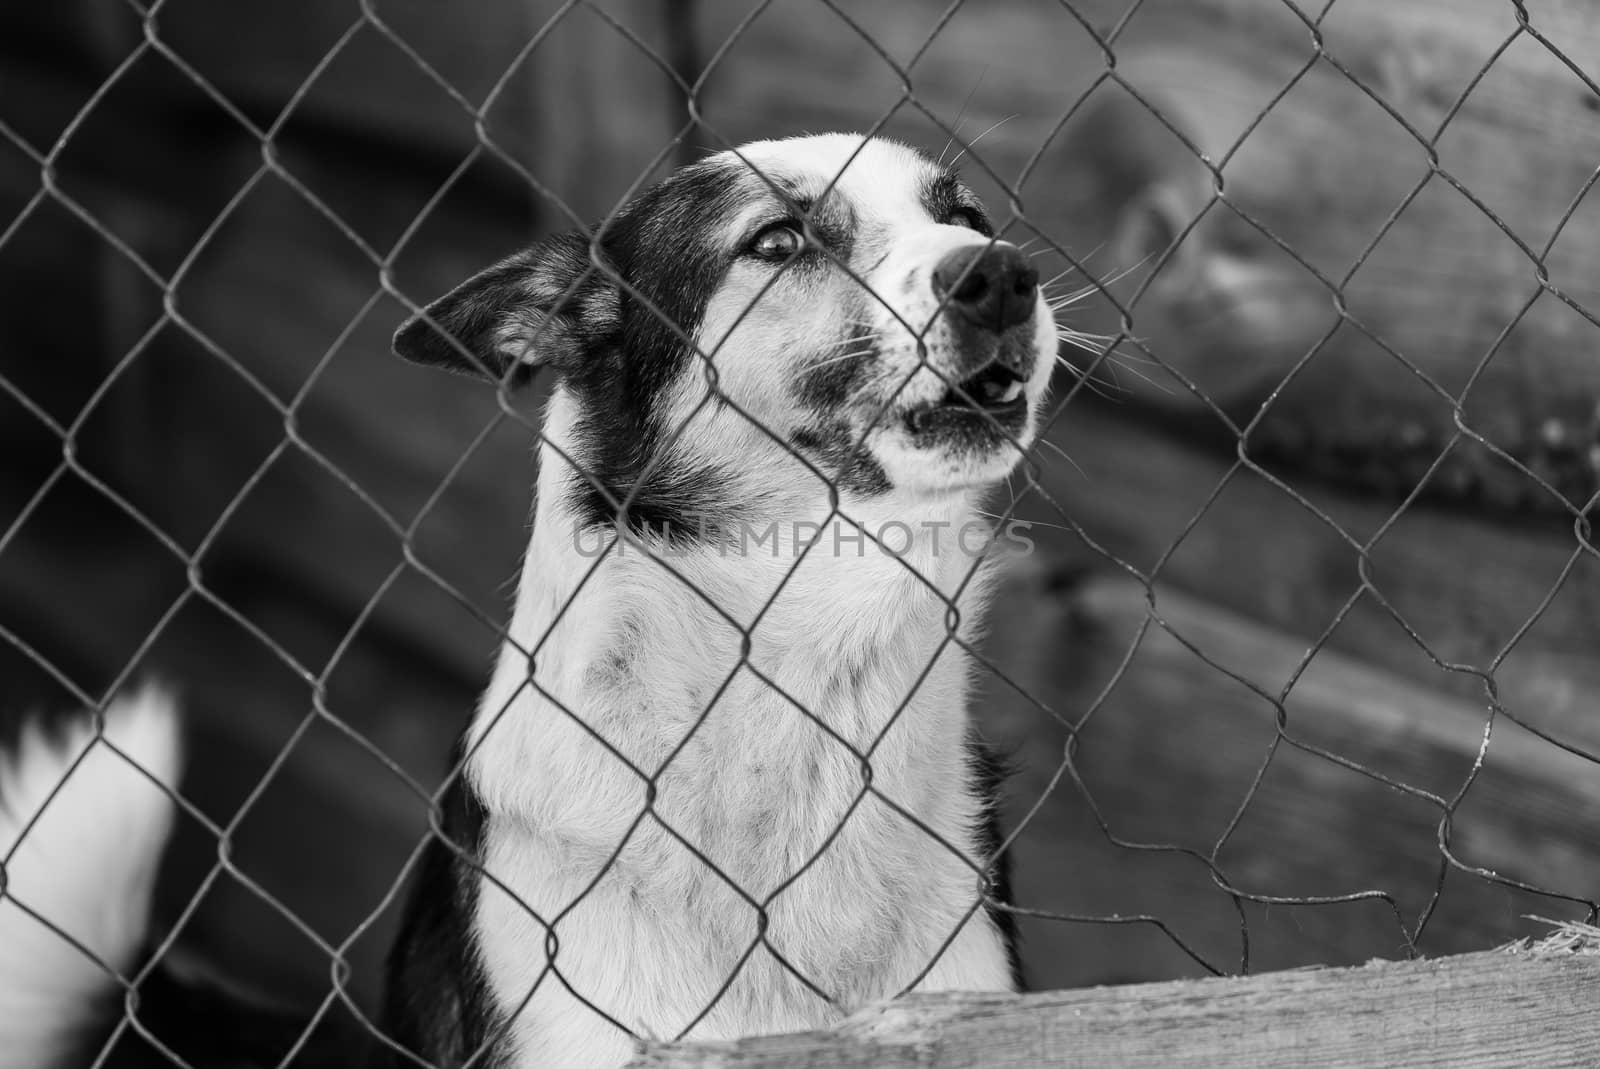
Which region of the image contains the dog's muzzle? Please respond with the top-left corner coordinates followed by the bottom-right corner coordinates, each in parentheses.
top-left (914, 242), bottom-right (1042, 424)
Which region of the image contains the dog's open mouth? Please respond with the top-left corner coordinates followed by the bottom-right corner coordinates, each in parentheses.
top-left (907, 361), bottom-right (1028, 434)
top-left (945, 362), bottom-right (1027, 410)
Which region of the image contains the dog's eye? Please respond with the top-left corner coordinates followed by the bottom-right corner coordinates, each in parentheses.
top-left (945, 207), bottom-right (985, 231)
top-left (747, 222), bottom-right (807, 261)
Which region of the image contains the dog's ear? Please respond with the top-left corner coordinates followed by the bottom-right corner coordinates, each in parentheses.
top-left (393, 231), bottom-right (617, 383)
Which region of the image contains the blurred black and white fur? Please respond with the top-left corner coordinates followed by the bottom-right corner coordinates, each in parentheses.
top-left (384, 134), bottom-right (1056, 1068)
top-left (1, 688), bottom-right (384, 1067)
top-left (0, 686), bottom-right (180, 1069)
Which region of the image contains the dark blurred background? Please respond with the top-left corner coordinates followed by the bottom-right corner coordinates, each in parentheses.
top-left (2, 0), bottom-right (1599, 1052)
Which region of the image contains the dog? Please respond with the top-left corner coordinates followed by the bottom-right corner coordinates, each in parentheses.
top-left (0, 132), bottom-right (1055, 1068)
top-left (382, 132), bottom-right (1054, 1068)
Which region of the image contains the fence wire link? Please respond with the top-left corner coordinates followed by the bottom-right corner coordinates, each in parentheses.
top-left (2, 0), bottom-right (1599, 1065)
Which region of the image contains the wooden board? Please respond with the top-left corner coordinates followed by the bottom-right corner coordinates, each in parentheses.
top-left (1025, 401), bottom-right (1600, 754)
top-left (626, 943), bottom-right (1600, 1068)
top-left (978, 565), bottom-right (1600, 988)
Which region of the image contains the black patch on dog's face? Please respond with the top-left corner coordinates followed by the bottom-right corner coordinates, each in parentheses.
top-left (789, 423), bottom-right (891, 497)
top-left (561, 160), bottom-right (755, 536)
top-left (792, 324), bottom-right (877, 414)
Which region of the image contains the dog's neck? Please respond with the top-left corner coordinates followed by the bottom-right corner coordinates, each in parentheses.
top-left (466, 387), bottom-right (998, 828)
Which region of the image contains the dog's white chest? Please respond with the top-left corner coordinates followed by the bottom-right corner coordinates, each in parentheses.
top-left (465, 535), bottom-right (1013, 1067)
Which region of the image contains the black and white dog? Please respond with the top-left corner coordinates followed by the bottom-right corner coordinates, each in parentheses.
top-left (0, 133), bottom-right (1054, 1069)
top-left (383, 133), bottom-right (1053, 1067)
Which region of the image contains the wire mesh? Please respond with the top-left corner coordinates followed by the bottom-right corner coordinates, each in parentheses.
top-left (1, 0), bottom-right (1598, 1066)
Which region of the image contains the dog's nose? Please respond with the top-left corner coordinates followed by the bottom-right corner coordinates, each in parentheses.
top-left (931, 243), bottom-right (1039, 333)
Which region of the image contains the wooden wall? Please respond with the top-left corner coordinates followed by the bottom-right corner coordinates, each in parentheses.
top-left (1, 0), bottom-right (1597, 1055)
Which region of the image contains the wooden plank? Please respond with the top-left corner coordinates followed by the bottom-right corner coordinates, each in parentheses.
top-left (626, 942), bottom-right (1600, 1068)
top-left (1026, 401), bottom-right (1600, 754)
top-left (977, 567), bottom-right (1600, 988)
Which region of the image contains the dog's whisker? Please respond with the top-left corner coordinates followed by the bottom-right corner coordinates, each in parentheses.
top-left (1058, 329), bottom-right (1160, 367)
top-left (1039, 264), bottom-right (1085, 289)
top-left (1060, 346), bottom-right (1174, 397)
top-left (1042, 278), bottom-right (1104, 304)
top-left (1056, 333), bottom-right (1118, 358)
top-left (938, 67), bottom-right (989, 168)
top-left (947, 114), bottom-right (1015, 169)
top-left (1098, 345), bottom-right (1161, 367)
top-left (1103, 354), bottom-right (1174, 394)
top-left (1053, 322), bottom-right (1118, 342)
top-left (1040, 254), bottom-right (1153, 307)
top-left (1094, 255), bottom-right (1156, 291)
top-left (1052, 311), bottom-right (1167, 380)
top-left (1035, 437), bottom-right (1086, 478)
top-left (815, 331), bottom-right (884, 351)
top-left (978, 500), bottom-right (1082, 529)
top-left (1031, 237), bottom-right (1111, 275)
top-left (1072, 343), bottom-right (1166, 372)
top-left (1070, 374), bottom-right (1130, 403)
top-left (801, 334), bottom-right (885, 365)
top-left (1042, 277), bottom-right (1122, 308)
top-left (1055, 351), bottom-right (1135, 402)
top-left (1045, 280), bottom-right (1108, 306)
top-left (801, 348), bottom-right (877, 371)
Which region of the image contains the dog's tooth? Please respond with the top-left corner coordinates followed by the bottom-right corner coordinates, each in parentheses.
top-left (999, 380), bottom-right (1023, 404)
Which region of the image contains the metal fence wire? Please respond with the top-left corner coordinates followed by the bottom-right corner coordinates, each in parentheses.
top-left (2, 0), bottom-right (1599, 1066)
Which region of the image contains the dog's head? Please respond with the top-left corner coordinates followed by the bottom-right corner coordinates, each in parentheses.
top-left (395, 134), bottom-right (1056, 532)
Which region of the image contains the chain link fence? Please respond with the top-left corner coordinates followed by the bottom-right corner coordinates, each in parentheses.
top-left (2, 0), bottom-right (1599, 1065)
